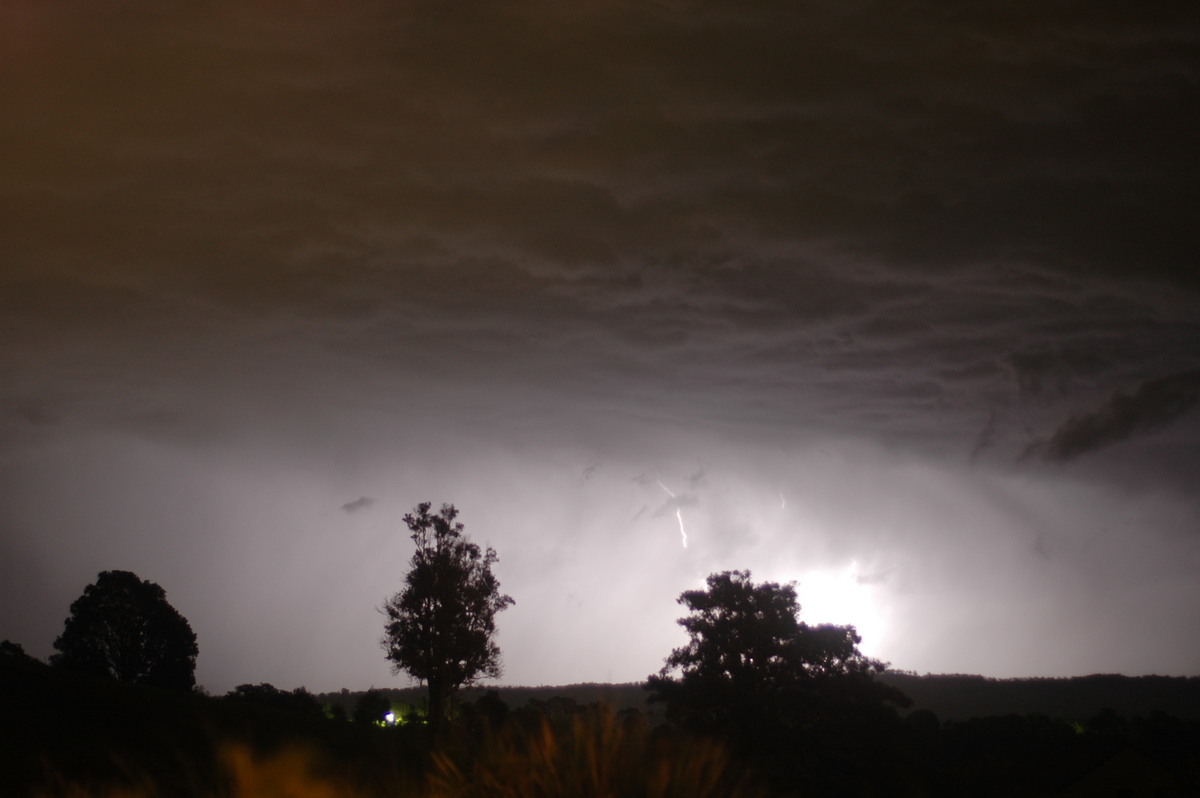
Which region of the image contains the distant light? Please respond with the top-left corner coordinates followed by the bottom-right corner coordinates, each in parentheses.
top-left (384, 712), bottom-right (396, 725)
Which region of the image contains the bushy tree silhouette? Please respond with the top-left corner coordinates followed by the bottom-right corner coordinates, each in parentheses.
top-left (381, 502), bottom-right (514, 733)
top-left (647, 570), bottom-right (908, 791)
top-left (51, 570), bottom-right (198, 691)
top-left (225, 683), bottom-right (324, 717)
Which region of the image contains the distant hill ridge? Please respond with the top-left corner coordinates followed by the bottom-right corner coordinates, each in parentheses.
top-left (321, 674), bottom-right (1200, 723)
top-left (878, 672), bottom-right (1200, 722)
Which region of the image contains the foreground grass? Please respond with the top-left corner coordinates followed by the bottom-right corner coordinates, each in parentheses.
top-left (29, 710), bottom-right (764, 798)
top-left (427, 707), bottom-right (763, 798)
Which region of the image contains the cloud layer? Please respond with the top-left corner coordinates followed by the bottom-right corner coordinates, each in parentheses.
top-left (1028, 370), bottom-right (1200, 462)
top-left (2, 0), bottom-right (1199, 690)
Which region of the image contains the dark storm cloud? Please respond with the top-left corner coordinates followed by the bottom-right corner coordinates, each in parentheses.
top-left (1010, 348), bottom-right (1108, 400)
top-left (1026, 369), bottom-right (1200, 463)
top-left (8, 1), bottom-right (1198, 295)
top-left (968, 411), bottom-right (1001, 465)
top-left (340, 496), bottom-right (374, 514)
top-left (3, 1), bottom-right (1196, 454)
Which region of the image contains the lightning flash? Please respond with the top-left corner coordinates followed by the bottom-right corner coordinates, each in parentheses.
top-left (656, 479), bottom-right (688, 548)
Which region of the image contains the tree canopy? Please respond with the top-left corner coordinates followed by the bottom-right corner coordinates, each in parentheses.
top-left (381, 502), bottom-right (514, 732)
top-left (646, 570), bottom-right (907, 742)
top-left (51, 570), bottom-right (198, 691)
top-left (352, 688), bottom-right (393, 725)
top-left (224, 683), bottom-right (323, 717)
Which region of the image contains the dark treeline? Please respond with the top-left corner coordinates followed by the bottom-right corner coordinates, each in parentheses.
top-left (3, 648), bottom-right (765, 798)
top-left (8, 646), bottom-right (1200, 798)
top-left (0, 646), bottom-right (427, 798)
top-left (880, 672), bottom-right (1200, 723)
top-left (318, 682), bottom-right (658, 721)
top-left (324, 672), bottom-right (1200, 728)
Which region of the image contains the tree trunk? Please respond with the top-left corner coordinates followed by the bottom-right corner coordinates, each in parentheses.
top-left (428, 676), bottom-right (446, 737)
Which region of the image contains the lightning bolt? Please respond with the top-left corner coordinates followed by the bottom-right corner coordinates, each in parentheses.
top-left (656, 479), bottom-right (688, 548)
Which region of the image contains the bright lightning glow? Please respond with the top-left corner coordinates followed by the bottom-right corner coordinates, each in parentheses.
top-left (656, 479), bottom-right (688, 548)
top-left (794, 561), bottom-right (889, 652)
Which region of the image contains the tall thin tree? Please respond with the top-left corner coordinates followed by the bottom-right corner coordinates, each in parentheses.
top-left (381, 502), bottom-right (514, 732)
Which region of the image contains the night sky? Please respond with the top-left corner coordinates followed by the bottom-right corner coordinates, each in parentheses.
top-left (3, 1), bottom-right (1199, 694)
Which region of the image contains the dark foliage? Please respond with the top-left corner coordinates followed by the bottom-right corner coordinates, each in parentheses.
top-left (7, 648), bottom-right (1200, 798)
top-left (51, 570), bottom-right (198, 692)
top-left (2, 638), bottom-right (36, 662)
top-left (224, 683), bottom-right (324, 718)
top-left (321, 674), bottom-right (1200, 731)
top-left (317, 682), bottom-right (658, 726)
top-left (0, 654), bottom-right (429, 798)
top-left (381, 502), bottom-right (514, 733)
top-left (647, 570), bottom-right (907, 734)
top-left (647, 570), bottom-right (911, 793)
top-left (353, 688), bottom-right (393, 725)
top-left (459, 689), bottom-right (509, 732)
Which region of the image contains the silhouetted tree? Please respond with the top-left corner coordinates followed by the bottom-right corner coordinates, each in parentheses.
top-left (1, 639), bottom-right (31, 660)
top-left (0, 639), bottom-right (43, 678)
top-left (51, 570), bottom-right (198, 691)
top-left (224, 683), bottom-right (324, 717)
top-left (647, 570), bottom-right (908, 791)
top-left (381, 502), bottom-right (514, 733)
top-left (353, 688), bottom-right (392, 725)
top-left (475, 689), bottom-right (509, 728)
